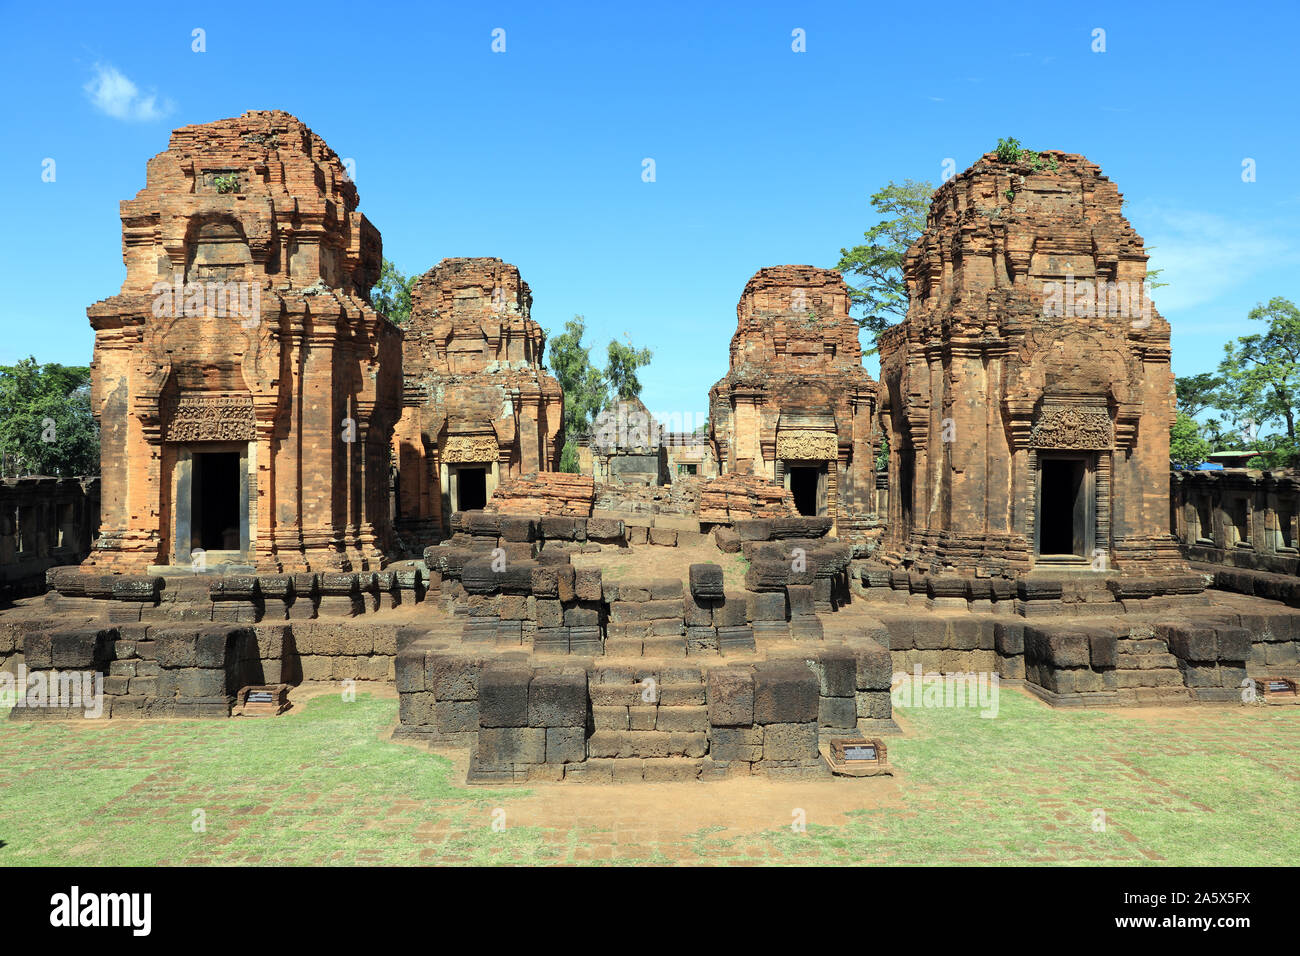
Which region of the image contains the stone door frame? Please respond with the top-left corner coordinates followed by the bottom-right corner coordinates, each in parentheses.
top-left (440, 460), bottom-right (499, 532)
top-left (1031, 449), bottom-right (1099, 565)
top-left (170, 440), bottom-right (252, 568)
top-left (780, 458), bottom-right (831, 518)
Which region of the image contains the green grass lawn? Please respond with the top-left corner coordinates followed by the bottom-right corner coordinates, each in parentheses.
top-left (1, 689), bottom-right (1296, 866)
top-left (755, 691), bottom-right (1300, 866)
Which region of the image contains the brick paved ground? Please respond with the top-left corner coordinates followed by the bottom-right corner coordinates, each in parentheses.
top-left (1, 685), bottom-right (1295, 865)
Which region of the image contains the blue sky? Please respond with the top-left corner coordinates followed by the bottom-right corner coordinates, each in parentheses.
top-left (1, 0), bottom-right (1297, 426)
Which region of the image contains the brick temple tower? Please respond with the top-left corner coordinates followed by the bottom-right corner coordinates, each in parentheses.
top-left (876, 150), bottom-right (1189, 580)
top-left (708, 266), bottom-right (877, 539)
top-left (84, 110), bottom-right (402, 573)
top-left (391, 257), bottom-right (564, 541)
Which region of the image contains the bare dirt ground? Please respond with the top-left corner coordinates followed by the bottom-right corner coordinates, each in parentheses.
top-left (570, 534), bottom-right (750, 590)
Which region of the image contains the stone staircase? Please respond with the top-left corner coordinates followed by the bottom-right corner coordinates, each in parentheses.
top-left (1111, 628), bottom-right (1190, 705)
top-left (582, 665), bottom-right (714, 782)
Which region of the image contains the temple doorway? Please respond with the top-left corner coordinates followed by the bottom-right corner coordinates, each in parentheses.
top-left (787, 464), bottom-right (827, 517)
top-left (1036, 454), bottom-right (1092, 559)
top-left (899, 446), bottom-right (915, 535)
top-left (456, 467), bottom-right (487, 512)
top-left (193, 451), bottom-right (241, 552)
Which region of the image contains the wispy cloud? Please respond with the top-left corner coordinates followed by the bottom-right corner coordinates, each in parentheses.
top-left (83, 63), bottom-right (173, 121)
top-left (1133, 205), bottom-right (1300, 313)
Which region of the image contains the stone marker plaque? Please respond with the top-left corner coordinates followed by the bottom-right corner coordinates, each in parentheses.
top-left (233, 684), bottom-right (290, 717)
top-left (823, 737), bottom-right (890, 777)
top-left (1254, 677), bottom-right (1299, 705)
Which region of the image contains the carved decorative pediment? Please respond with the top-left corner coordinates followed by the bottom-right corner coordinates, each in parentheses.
top-left (443, 434), bottom-right (499, 463)
top-left (163, 395), bottom-right (255, 442)
top-left (1030, 406), bottom-right (1113, 449)
top-left (776, 429), bottom-right (837, 461)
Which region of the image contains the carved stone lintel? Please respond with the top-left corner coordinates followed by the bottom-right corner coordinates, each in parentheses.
top-left (442, 434), bottom-right (499, 463)
top-left (163, 395), bottom-right (256, 442)
top-left (776, 429), bottom-right (837, 461)
top-left (1030, 406), bottom-right (1113, 450)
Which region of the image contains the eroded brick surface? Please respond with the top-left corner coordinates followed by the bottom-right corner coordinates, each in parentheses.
top-left (392, 258), bottom-right (564, 539)
top-left (708, 267), bottom-right (877, 540)
top-left (877, 151), bottom-right (1187, 580)
top-left (84, 110), bottom-right (400, 573)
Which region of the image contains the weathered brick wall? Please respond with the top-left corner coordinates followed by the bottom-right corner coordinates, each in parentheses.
top-left (858, 607), bottom-right (1294, 707)
top-left (0, 477), bottom-right (99, 601)
top-left (393, 258), bottom-right (564, 541)
top-left (697, 473), bottom-right (798, 523)
top-left (394, 643), bottom-right (894, 782)
top-left (11, 624), bottom-right (261, 719)
top-left (878, 151), bottom-right (1184, 580)
top-left (45, 565), bottom-right (427, 625)
top-left (7, 617), bottom-right (406, 721)
top-left (708, 266), bottom-right (877, 539)
top-left (394, 514), bottom-right (890, 779)
top-left (84, 111), bottom-right (401, 574)
top-left (427, 510), bottom-right (855, 656)
top-left (1172, 468), bottom-right (1300, 573)
top-left (487, 472), bottom-right (594, 516)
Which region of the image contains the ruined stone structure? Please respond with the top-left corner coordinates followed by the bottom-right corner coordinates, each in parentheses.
top-left (587, 397), bottom-right (668, 486)
top-left (84, 111), bottom-right (401, 574)
top-left (708, 267), bottom-right (877, 539)
top-left (1173, 468), bottom-right (1300, 573)
top-left (486, 472), bottom-right (596, 516)
top-left (392, 258), bottom-right (563, 540)
top-left (0, 478), bottom-right (99, 602)
top-left (697, 473), bottom-right (799, 523)
top-left (664, 432), bottom-right (718, 480)
top-left (877, 151), bottom-right (1187, 581)
top-left (12, 109), bottom-right (1300, 759)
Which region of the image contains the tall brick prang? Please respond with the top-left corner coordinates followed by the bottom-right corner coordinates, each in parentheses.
top-left (391, 257), bottom-right (564, 541)
top-left (84, 110), bottom-right (402, 574)
top-left (877, 150), bottom-right (1188, 580)
top-left (708, 266), bottom-right (877, 540)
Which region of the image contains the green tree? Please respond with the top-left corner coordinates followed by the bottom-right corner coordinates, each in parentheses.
top-left (1174, 372), bottom-right (1224, 419)
top-left (0, 358), bottom-right (99, 476)
top-left (547, 321), bottom-right (655, 471)
top-left (370, 258), bottom-right (417, 325)
top-left (605, 336), bottom-right (653, 401)
top-left (548, 317), bottom-right (607, 472)
top-left (835, 179), bottom-right (934, 346)
top-left (1217, 297), bottom-right (1300, 443)
top-left (1199, 416), bottom-right (1238, 452)
top-left (1245, 433), bottom-right (1300, 469)
top-left (875, 428), bottom-right (890, 472)
top-left (1169, 412), bottom-right (1213, 469)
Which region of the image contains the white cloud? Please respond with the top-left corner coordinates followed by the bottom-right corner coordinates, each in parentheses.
top-left (83, 63), bottom-right (173, 121)
top-left (1131, 205), bottom-right (1300, 313)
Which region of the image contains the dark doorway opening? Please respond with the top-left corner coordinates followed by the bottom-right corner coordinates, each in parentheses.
top-left (790, 466), bottom-right (820, 517)
top-left (457, 467), bottom-right (487, 512)
top-left (899, 447), bottom-right (915, 533)
top-left (1039, 457), bottom-right (1086, 556)
top-left (194, 452), bottom-right (241, 551)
